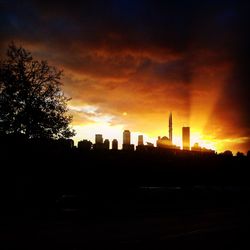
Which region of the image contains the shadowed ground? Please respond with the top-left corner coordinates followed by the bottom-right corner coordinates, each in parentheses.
top-left (1, 186), bottom-right (250, 250)
top-left (0, 138), bottom-right (250, 249)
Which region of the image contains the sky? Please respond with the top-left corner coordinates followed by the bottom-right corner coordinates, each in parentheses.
top-left (0, 0), bottom-right (250, 153)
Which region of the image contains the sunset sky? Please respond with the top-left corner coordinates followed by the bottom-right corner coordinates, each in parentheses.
top-left (1, 0), bottom-right (250, 153)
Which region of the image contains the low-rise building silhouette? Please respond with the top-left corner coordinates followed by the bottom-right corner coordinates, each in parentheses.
top-left (191, 142), bottom-right (201, 152)
top-left (157, 136), bottom-right (172, 148)
top-left (191, 142), bottom-right (215, 154)
top-left (78, 139), bottom-right (92, 151)
top-left (123, 144), bottom-right (135, 151)
top-left (136, 142), bottom-right (155, 152)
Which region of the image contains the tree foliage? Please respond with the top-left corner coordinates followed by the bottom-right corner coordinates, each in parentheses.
top-left (0, 43), bottom-right (75, 139)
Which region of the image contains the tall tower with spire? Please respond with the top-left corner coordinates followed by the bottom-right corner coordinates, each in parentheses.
top-left (169, 112), bottom-right (172, 143)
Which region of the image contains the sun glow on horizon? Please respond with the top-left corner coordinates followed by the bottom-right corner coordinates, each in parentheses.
top-left (70, 103), bottom-right (219, 151)
top-left (69, 103), bottom-right (246, 154)
top-left (72, 122), bottom-right (217, 152)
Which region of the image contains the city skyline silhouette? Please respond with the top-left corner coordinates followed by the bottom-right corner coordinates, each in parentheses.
top-left (1, 1), bottom-right (250, 248)
top-left (77, 112), bottom-right (216, 154)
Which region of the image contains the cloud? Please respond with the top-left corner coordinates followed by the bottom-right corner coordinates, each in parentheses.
top-left (1, 0), bottom-right (250, 152)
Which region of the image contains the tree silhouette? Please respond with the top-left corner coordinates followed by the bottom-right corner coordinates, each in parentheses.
top-left (0, 43), bottom-right (75, 139)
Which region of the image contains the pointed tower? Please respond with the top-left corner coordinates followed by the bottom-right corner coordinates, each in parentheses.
top-left (169, 112), bottom-right (172, 143)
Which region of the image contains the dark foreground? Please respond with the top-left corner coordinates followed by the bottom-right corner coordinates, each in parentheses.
top-left (1, 186), bottom-right (250, 250)
top-left (1, 138), bottom-right (250, 249)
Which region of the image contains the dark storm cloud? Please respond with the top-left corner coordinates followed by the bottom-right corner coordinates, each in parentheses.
top-left (0, 0), bottom-right (244, 52)
top-left (0, 0), bottom-right (245, 67)
top-left (205, 0), bottom-right (250, 144)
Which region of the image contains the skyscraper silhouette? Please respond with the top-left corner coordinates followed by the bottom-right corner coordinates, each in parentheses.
top-left (95, 134), bottom-right (103, 144)
top-left (103, 139), bottom-right (110, 150)
top-left (138, 135), bottom-right (144, 146)
top-left (112, 139), bottom-right (118, 150)
top-left (123, 130), bottom-right (131, 145)
top-left (182, 127), bottom-right (190, 150)
top-left (123, 130), bottom-right (134, 151)
top-left (169, 112), bottom-right (172, 143)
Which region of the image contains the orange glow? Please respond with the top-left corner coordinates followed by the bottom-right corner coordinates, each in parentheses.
top-left (72, 122), bottom-right (219, 151)
top-left (71, 108), bottom-right (217, 151)
top-left (13, 44), bottom-right (249, 154)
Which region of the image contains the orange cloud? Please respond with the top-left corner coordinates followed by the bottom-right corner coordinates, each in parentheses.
top-left (1, 0), bottom-right (249, 153)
